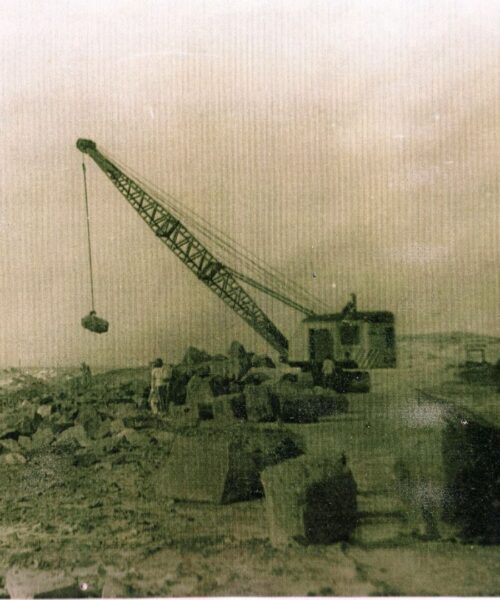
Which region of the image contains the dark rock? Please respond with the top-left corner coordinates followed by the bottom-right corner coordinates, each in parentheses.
top-left (182, 346), bottom-right (211, 365)
top-left (54, 425), bottom-right (89, 448)
top-left (250, 354), bottom-right (276, 369)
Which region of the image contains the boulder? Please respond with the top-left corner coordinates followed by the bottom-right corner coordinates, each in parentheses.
top-left (54, 425), bottom-right (89, 448)
top-left (36, 404), bottom-right (53, 419)
top-left (31, 426), bottom-right (55, 449)
top-left (115, 428), bottom-right (150, 447)
top-left (250, 354), bottom-right (276, 369)
top-left (18, 435), bottom-right (33, 452)
top-left (81, 310), bottom-right (109, 334)
top-left (0, 438), bottom-right (21, 454)
top-left (241, 367), bottom-right (281, 386)
top-left (75, 408), bottom-right (102, 439)
top-left (261, 455), bottom-right (358, 546)
top-left (182, 346), bottom-right (211, 366)
top-left (228, 340), bottom-right (247, 359)
top-left (0, 452), bottom-right (27, 465)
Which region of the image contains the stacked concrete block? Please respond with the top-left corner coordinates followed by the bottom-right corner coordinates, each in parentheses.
top-left (185, 375), bottom-right (215, 407)
top-left (261, 455), bottom-right (358, 546)
top-left (244, 384), bottom-right (276, 422)
top-left (212, 393), bottom-right (247, 422)
top-left (273, 384), bottom-right (319, 423)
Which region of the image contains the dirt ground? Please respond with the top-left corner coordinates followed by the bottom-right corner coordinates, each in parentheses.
top-left (0, 362), bottom-right (499, 597)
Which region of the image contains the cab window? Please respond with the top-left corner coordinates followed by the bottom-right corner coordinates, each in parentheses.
top-left (340, 323), bottom-right (360, 345)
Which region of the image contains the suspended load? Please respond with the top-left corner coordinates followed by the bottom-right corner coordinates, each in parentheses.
top-left (79, 158), bottom-right (109, 334)
top-left (81, 310), bottom-right (109, 334)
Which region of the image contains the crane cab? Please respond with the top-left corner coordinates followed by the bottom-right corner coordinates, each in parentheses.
top-left (288, 297), bottom-right (396, 369)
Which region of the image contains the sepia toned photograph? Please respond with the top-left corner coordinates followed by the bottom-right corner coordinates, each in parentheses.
top-left (1, 0), bottom-right (499, 597)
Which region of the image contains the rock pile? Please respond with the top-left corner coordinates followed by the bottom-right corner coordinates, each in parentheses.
top-left (167, 341), bottom-right (348, 426)
top-left (0, 370), bottom-right (171, 470)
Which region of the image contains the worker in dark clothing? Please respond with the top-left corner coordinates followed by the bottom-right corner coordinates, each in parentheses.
top-left (321, 355), bottom-right (335, 388)
top-left (80, 362), bottom-right (92, 388)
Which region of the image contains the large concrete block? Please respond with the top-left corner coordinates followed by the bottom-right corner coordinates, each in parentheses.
top-left (244, 385), bottom-right (276, 422)
top-left (185, 375), bottom-right (214, 407)
top-left (155, 427), bottom-right (304, 504)
top-left (212, 393), bottom-right (247, 422)
top-left (155, 435), bottom-right (262, 503)
top-left (261, 455), bottom-right (358, 546)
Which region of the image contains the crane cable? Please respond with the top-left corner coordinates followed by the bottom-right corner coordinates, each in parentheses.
top-left (101, 146), bottom-right (329, 313)
top-left (81, 160), bottom-right (96, 311)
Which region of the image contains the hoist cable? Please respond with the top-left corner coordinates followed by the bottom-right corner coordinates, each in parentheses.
top-left (82, 160), bottom-right (95, 311)
top-left (101, 147), bottom-right (329, 312)
top-left (116, 154), bottom-right (325, 311)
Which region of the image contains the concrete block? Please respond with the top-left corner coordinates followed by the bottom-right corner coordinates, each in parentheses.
top-left (36, 404), bottom-right (53, 419)
top-left (261, 455), bottom-right (358, 546)
top-left (212, 393), bottom-right (247, 422)
top-left (0, 452), bottom-right (27, 465)
top-left (244, 385), bottom-right (276, 422)
top-left (155, 434), bottom-right (262, 503)
top-left (186, 375), bottom-right (215, 407)
top-left (54, 425), bottom-right (89, 448)
top-left (31, 426), bottom-right (55, 448)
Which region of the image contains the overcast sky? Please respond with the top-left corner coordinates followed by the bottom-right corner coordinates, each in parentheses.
top-left (1, 0), bottom-right (499, 367)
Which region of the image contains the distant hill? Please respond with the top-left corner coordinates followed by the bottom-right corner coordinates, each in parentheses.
top-left (397, 331), bottom-right (500, 371)
top-left (399, 331), bottom-right (500, 343)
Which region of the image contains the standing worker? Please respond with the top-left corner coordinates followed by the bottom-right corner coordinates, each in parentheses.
top-left (80, 362), bottom-right (92, 388)
top-left (149, 358), bottom-right (171, 414)
top-left (321, 354), bottom-right (335, 388)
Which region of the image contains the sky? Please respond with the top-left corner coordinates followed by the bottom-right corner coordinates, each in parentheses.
top-left (1, 0), bottom-right (499, 367)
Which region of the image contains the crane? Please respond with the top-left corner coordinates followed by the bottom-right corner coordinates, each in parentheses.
top-left (76, 139), bottom-right (318, 360)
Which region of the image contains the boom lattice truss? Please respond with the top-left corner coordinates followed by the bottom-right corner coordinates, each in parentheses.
top-left (77, 139), bottom-right (303, 357)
